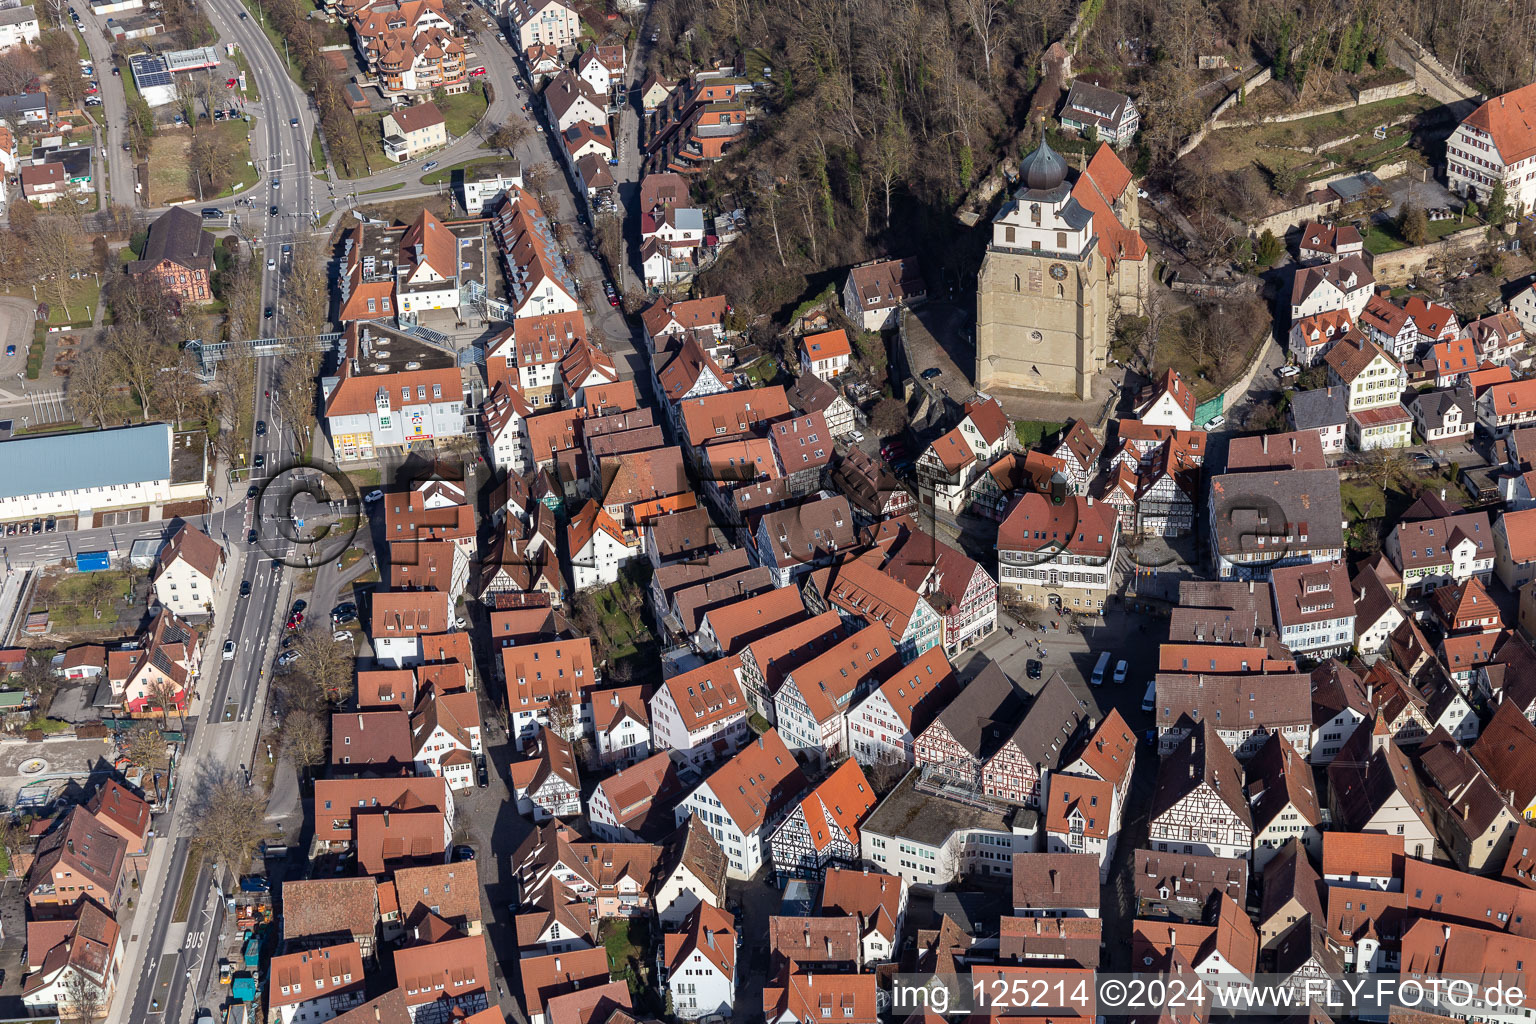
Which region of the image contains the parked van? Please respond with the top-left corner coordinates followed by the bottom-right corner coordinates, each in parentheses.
top-left (1113, 660), bottom-right (1128, 685)
top-left (1142, 679), bottom-right (1156, 713)
top-left (1091, 651), bottom-right (1111, 686)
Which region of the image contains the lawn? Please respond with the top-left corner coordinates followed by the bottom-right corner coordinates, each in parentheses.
top-left (40, 569), bottom-right (133, 629)
top-left (440, 87), bottom-right (490, 138)
top-left (1014, 419), bottom-right (1065, 448)
top-left (144, 122), bottom-right (254, 203)
top-left (310, 129), bottom-right (326, 173)
top-left (362, 182), bottom-right (405, 195)
top-left (590, 584), bottom-right (642, 661)
top-left (1364, 212), bottom-right (1482, 255)
top-left (419, 155), bottom-right (518, 186)
top-left (600, 918), bottom-right (652, 1002)
top-left (347, 468), bottom-right (382, 488)
top-left (344, 112), bottom-right (387, 179)
top-left (738, 355), bottom-right (778, 387)
top-left (231, 49), bottom-right (260, 101)
top-left (213, 119), bottom-right (258, 197)
top-left (251, 7), bottom-right (310, 87)
top-left (146, 133), bottom-right (194, 204)
top-left (1198, 94), bottom-right (1440, 175)
top-left (1342, 464), bottom-right (1462, 523)
top-left (172, 852), bottom-right (205, 923)
top-left (8, 276), bottom-right (101, 330)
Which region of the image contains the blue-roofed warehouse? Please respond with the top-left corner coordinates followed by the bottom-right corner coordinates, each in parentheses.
top-left (0, 423), bottom-right (208, 525)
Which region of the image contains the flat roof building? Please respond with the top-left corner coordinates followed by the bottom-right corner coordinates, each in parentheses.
top-left (0, 423), bottom-right (207, 525)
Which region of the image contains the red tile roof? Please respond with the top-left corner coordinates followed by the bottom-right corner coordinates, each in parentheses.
top-left (392, 933), bottom-right (489, 1008)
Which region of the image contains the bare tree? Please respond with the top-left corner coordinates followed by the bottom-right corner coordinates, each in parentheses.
top-left (953, 0), bottom-right (1009, 80)
top-left (122, 723), bottom-right (171, 772)
top-left (487, 121), bottom-right (530, 155)
top-left (60, 967), bottom-right (104, 1022)
top-left (1358, 446), bottom-right (1410, 507)
top-left (273, 350), bottom-right (319, 452)
top-left (288, 627), bottom-right (354, 707)
top-left (873, 114), bottom-right (911, 227)
top-left (68, 348), bottom-right (118, 428)
top-left (191, 770), bottom-right (268, 875)
top-left (82, 573), bottom-right (116, 620)
top-left (30, 217), bottom-right (87, 312)
top-left (146, 676), bottom-right (183, 728)
top-left (176, 75), bottom-right (200, 136)
top-left (106, 322), bottom-right (175, 421)
top-left (284, 241), bottom-right (330, 334)
top-left (281, 710), bottom-right (327, 779)
top-left (153, 349), bottom-right (211, 429)
top-left (15, 652), bottom-right (60, 719)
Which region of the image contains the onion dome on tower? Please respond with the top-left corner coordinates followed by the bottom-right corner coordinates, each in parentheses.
top-left (1019, 135), bottom-right (1068, 192)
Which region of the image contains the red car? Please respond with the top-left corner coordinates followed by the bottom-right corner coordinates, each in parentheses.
top-left (226, 77), bottom-right (238, 87)
top-left (84, 85), bottom-right (98, 94)
top-left (469, 66), bottom-right (486, 76)
top-left (287, 611), bottom-right (304, 630)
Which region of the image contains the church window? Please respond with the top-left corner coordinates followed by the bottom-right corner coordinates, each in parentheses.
top-left (1057, 284), bottom-right (1065, 298)
top-left (1030, 204), bottom-right (1041, 226)
top-left (1013, 275), bottom-right (1021, 292)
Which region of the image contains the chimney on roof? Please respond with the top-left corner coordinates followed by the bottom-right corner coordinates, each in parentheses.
top-left (67, 839), bottom-right (73, 855)
top-left (1050, 869), bottom-right (1060, 893)
top-left (1262, 435), bottom-right (1268, 454)
top-left (383, 809), bottom-right (390, 827)
top-left (555, 957), bottom-right (561, 971)
top-left (1291, 437), bottom-right (1298, 454)
top-left (358, 714), bottom-right (364, 729)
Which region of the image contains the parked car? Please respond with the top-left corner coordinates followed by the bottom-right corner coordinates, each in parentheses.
top-left (919, 367), bottom-right (942, 380)
top-left (1113, 660), bottom-right (1128, 685)
top-left (848, 429), bottom-right (865, 443)
top-left (333, 630), bottom-right (353, 643)
top-left (1276, 365), bottom-right (1301, 379)
top-left (1203, 415), bottom-right (1227, 430)
top-left (364, 489), bottom-right (384, 503)
top-left (1026, 659), bottom-right (1042, 680)
top-left (292, 599), bottom-right (307, 614)
top-left (276, 650), bottom-right (300, 668)
top-left (4, 346), bottom-right (12, 357)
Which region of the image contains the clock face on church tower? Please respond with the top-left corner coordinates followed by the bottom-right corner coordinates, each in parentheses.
top-left (1049, 262), bottom-right (1068, 280)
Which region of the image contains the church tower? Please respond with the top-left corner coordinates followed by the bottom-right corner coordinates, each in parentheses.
top-left (975, 139), bottom-right (1146, 399)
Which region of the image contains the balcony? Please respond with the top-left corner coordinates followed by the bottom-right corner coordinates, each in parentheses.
top-left (384, 135), bottom-right (411, 160)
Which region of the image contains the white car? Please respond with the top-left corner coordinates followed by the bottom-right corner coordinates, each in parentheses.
top-left (1137, 188), bottom-right (1150, 199)
top-left (222, 640), bottom-right (236, 661)
top-left (848, 429), bottom-right (865, 443)
top-left (1142, 680), bottom-right (1156, 713)
top-left (332, 630), bottom-right (353, 643)
top-left (364, 489), bottom-right (384, 503)
top-left (266, 258), bottom-right (275, 269)
top-left (1113, 659), bottom-right (1128, 685)
top-left (1276, 365), bottom-right (1301, 379)
top-left (1204, 415), bottom-right (1226, 430)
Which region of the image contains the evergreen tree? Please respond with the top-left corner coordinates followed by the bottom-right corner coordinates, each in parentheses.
top-left (1256, 229), bottom-right (1284, 266)
top-left (1399, 203), bottom-right (1428, 246)
top-left (1489, 180), bottom-right (1510, 227)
